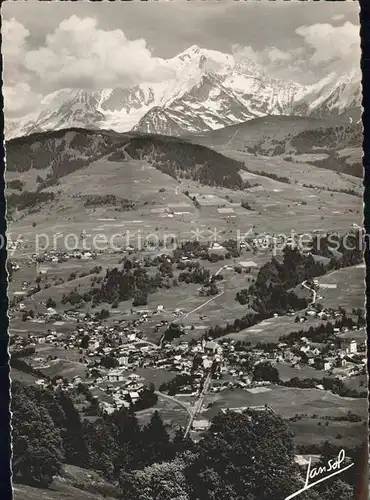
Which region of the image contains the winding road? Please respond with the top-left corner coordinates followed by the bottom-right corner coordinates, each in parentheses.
top-left (301, 280), bottom-right (317, 305)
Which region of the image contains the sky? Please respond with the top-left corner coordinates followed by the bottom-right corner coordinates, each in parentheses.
top-left (2, 0), bottom-right (361, 117)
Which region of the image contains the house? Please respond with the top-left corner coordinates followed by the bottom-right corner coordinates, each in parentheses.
top-left (192, 419), bottom-right (211, 431)
top-left (341, 339), bottom-right (357, 354)
top-left (118, 356), bottom-right (129, 367)
top-left (239, 261), bottom-right (258, 273)
top-left (306, 309), bottom-right (316, 317)
top-left (203, 358), bottom-right (213, 370)
top-left (35, 379), bottom-right (47, 387)
top-left (306, 354), bottom-right (315, 366)
top-left (324, 360), bottom-right (332, 371)
top-left (315, 358), bottom-right (332, 371)
top-left (208, 242), bottom-right (227, 257)
top-left (129, 391), bottom-right (140, 402)
top-left (204, 341), bottom-right (221, 355)
top-left (115, 400), bottom-right (130, 410)
top-left (283, 350), bottom-right (293, 361)
top-left (295, 455), bottom-right (312, 467)
top-left (336, 357), bottom-right (347, 368)
top-left (100, 402), bottom-right (115, 415)
top-left (107, 368), bottom-right (126, 382)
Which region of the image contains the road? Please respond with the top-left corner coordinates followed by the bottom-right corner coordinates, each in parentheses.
top-left (179, 290), bottom-right (225, 322)
top-left (173, 264), bottom-right (227, 323)
top-left (184, 370), bottom-right (213, 437)
top-left (302, 280), bottom-right (317, 305)
top-left (155, 390), bottom-right (193, 418)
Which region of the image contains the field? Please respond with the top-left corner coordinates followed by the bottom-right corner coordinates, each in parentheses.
top-left (225, 150), bottom-right (362, 196)
top-left (9, 150), bottom-right (361, 257)
top-left (13, 484), bottom-right (114, 500)
top-left (136, 394), bottom-right (190, 433)
top-left (203, 386), bottom-right (367, 419)
top-left (274, 363), bottom-right (326, 382)
top-left (38, 359), bottom-right (87, 380)
top-left (9, 152), bottom-right (363, 345)
top-left (8, 126), bottom-right (366, 472)
top-left (131, 367), bottom-right (177, 389)
top-left (202, 385), bottom-right (367, 449)
top-left (10, 368), bottom-right (41, 384)
top-left (13, 465), bottom-right (118, 500)
top-left (289, 418), bottom-right (366, 448)
top-left (316, 265), bottom-right (365, 310)
top-left (219, 312), bottom-right (324, 345)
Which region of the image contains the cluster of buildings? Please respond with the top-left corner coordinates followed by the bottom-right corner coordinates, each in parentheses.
top-left (96, 373), bottom-right (147, 414)
top-left (34, 249), bottom-right (97, 264)
top-left (13, 308), bottom-right (366, 403)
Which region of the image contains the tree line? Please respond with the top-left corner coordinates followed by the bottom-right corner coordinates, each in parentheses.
top-left (11, 380), bottom-right (359, 500)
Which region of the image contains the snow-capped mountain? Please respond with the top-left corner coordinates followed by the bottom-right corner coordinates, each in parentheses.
top-left (5, 45), bottom-right (361, 139)
top-left (292, 68), bottom-right (362, 118)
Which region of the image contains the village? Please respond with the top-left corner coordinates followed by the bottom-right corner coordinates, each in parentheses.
top-left (10, 294), bottom-right (366, 430)
top-left (8, 226), bottom-right (367, 439)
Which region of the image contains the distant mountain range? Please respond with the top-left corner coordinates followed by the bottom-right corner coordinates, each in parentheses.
top-left (5, 45), bottom-right (361, 139)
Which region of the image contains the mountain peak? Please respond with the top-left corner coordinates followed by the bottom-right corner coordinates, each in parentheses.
top-left (184, 45), bottom-right (201, 55)
top-left (175, 45), bottom-right (203, 63)
top-left (5, 45), bottom-right (359, 140)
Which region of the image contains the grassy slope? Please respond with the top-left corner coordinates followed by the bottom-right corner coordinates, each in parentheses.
top-left (13, 465), bottom-right (119, 500)
top-left (192, 111), bottom-right (362, 177)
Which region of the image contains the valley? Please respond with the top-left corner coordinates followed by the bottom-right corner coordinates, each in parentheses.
top-left (8, 128), bottom-right (365, 470)
top-left (4, 6), bottom-right (366, 499)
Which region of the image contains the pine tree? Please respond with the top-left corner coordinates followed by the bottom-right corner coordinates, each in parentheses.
top-left (110, 408), bottom-right (143, 475)
top-left (58, 391), bottom-right (90, 468)
top-left (142, 411), bottom-right (170, 466)
top-left (172, 427), bottom-right (194, 456)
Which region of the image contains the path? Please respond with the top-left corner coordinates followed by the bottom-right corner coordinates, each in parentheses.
top-left (173, 265), bottom-right (227, 323)
top-left (224, 129), bottom-right (239, 148)
top-left (179, 290), bottom-right (224, 322)
top-left (302, 280), bottom-right (317, 305)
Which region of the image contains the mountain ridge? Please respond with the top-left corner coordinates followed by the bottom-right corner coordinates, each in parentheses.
top-left (5, 45), bottom-right (361, 139)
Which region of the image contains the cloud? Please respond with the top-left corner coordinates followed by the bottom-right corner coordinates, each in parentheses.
top-left (231, 44), bottom-right (303, 81)
top-left (2, 15), bottom-right (360, 117)
top-left (265, 47), bottom-right (293, 64)
top-left (232, 21), bottom-right (359, 84)
top-left (3, 83), bottom-right (43, 116)
top-left (295, 22), bottom-right (360, 68)
top-left (2, 18), bottom-right (30, 82)
top-left (24, 15), bottom-right (175, 89)
top-left (232, 44), bottom-right (293, 66)
top-left (2, 15), bottom-right (176, 116)
top-left (331, 14), bottom-right (346, 22)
